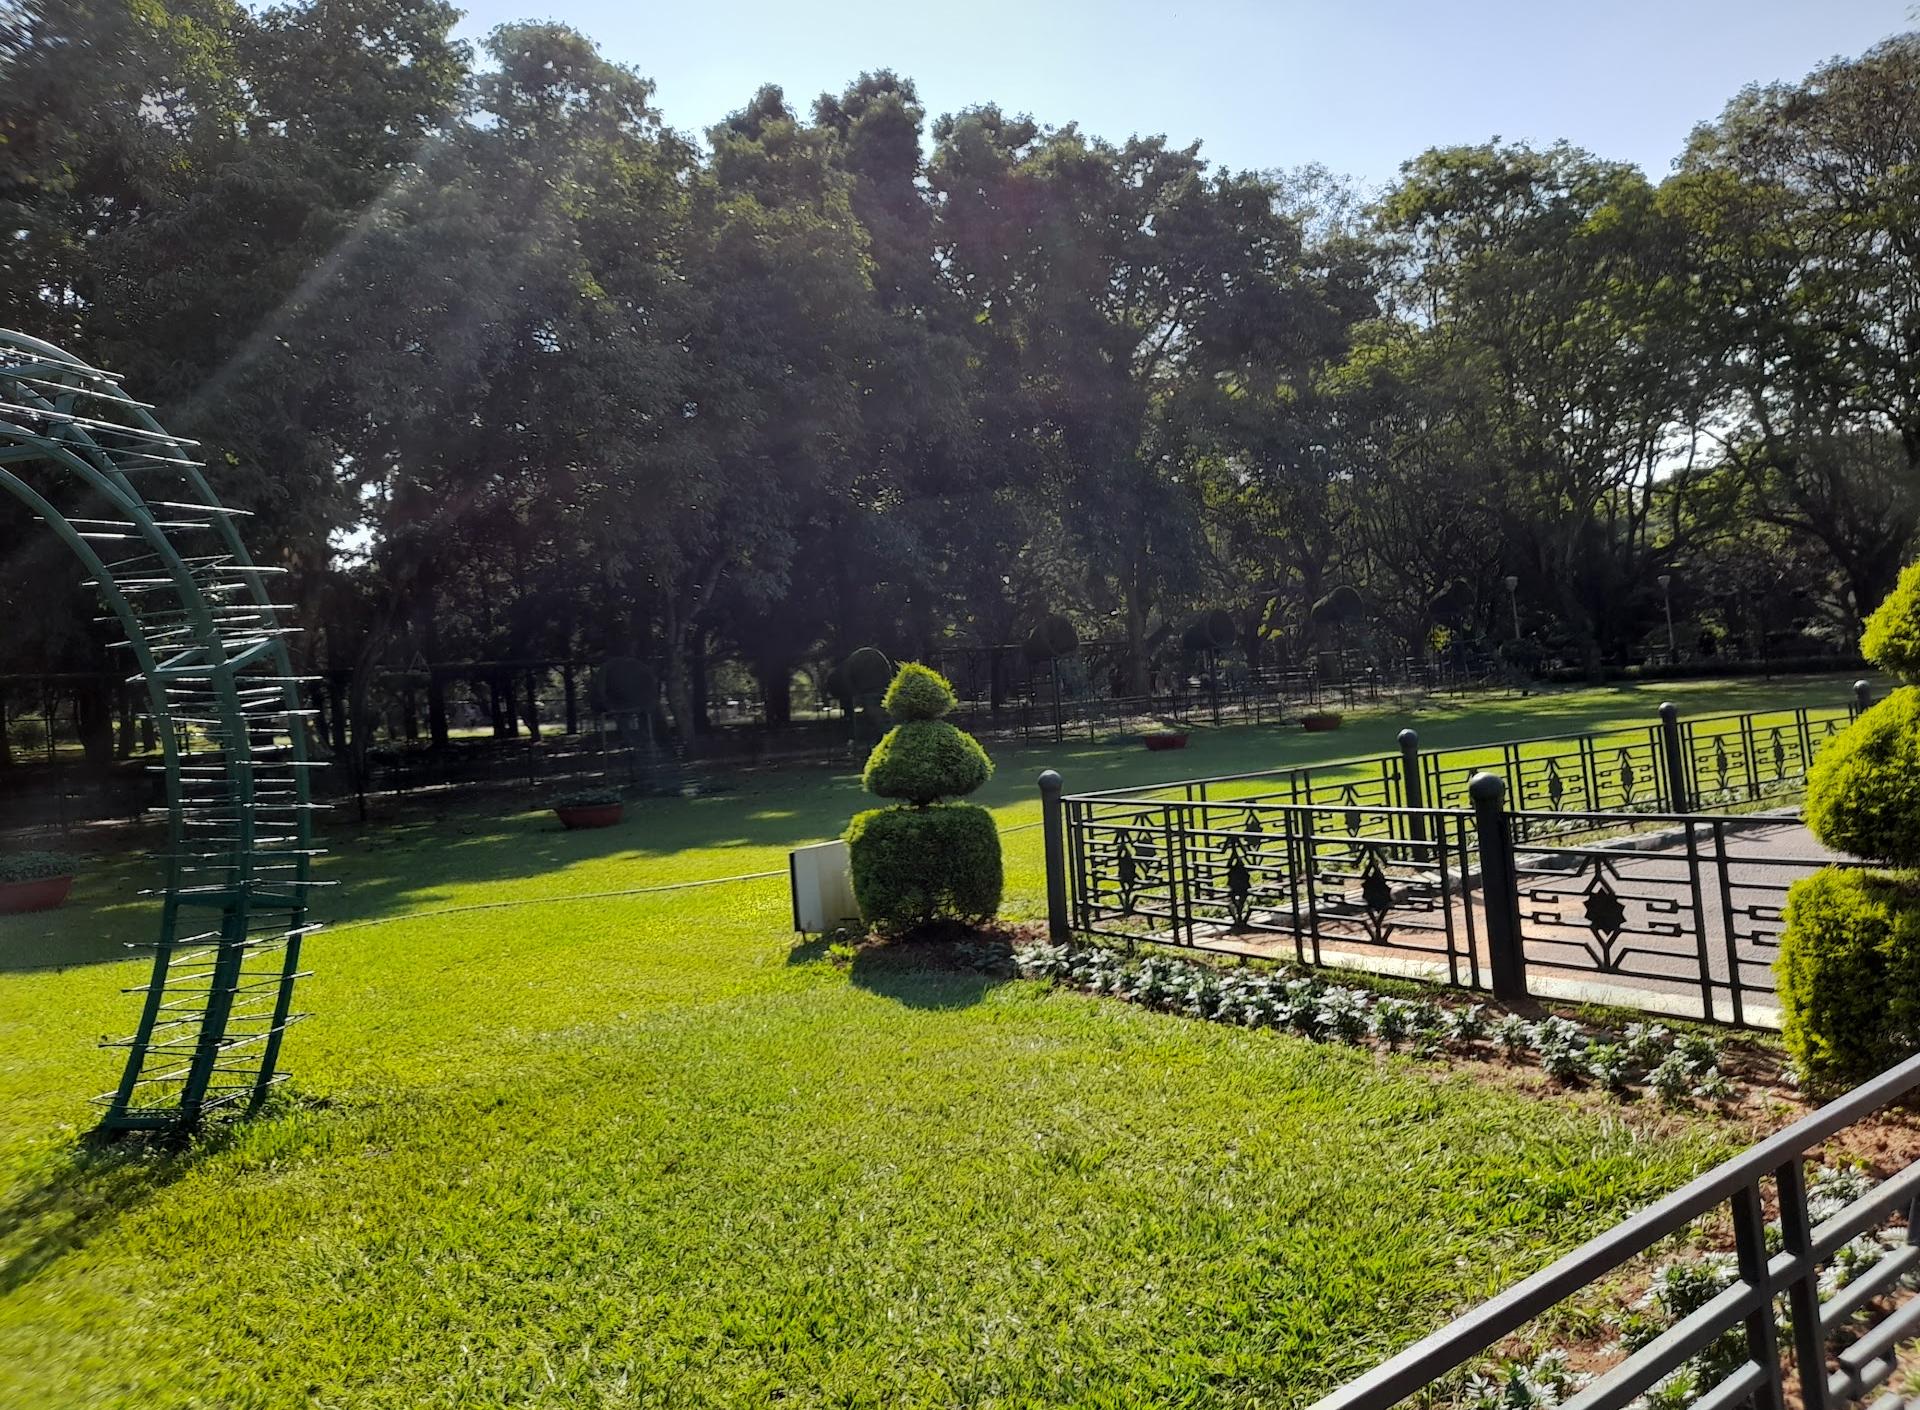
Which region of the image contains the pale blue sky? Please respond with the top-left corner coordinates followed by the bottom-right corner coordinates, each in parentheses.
top-left (449, 0), bottom-right (1913, 186)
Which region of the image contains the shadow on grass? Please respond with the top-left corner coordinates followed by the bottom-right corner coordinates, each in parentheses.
top-left (843, 926), bottom-right (1021, 1011)
top-left (0, 1113), bottom-right (258, 1297)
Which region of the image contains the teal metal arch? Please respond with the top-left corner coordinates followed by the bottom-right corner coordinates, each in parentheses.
top-left (0, 329), bottom-right (320, 1134)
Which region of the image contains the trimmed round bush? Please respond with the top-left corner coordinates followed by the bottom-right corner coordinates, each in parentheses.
top-left (862, 719), bottom-right (992, 805)
top-left (882, 662), bottom-right (957, 721)
top-left (1805, 688), bottom-right (1920, 865)
top-left (845, 804), bottom-right (1004, 932)
top-left (1778, 867), bottom-right (1920, 1088)
top-left (1863, 559), bottom-right (1920, 682)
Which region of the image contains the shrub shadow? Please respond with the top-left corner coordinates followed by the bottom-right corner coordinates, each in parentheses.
top-left (844, 924), bottom-right (1023, 1010)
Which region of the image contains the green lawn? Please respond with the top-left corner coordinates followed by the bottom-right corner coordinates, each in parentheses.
top-left (0, 675), bottom-right (1855, 1407)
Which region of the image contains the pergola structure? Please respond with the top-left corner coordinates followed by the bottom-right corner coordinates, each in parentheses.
top-left (0, 329), bottom-right (319, 1135)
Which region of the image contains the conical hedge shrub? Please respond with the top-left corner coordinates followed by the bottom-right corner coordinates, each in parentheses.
top-left (844, 663), bottom-right (1003, 933)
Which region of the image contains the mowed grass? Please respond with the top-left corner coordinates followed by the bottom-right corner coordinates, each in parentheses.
top-left (0, 675), bottom-right (1857, 1407)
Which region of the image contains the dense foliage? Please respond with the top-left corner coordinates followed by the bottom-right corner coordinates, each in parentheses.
top-left (844, 802), bottom-right (1003, 931)
top-left (1861, 561), bottom-right (1920, 683)
top-left (4, 4), bottom-right (1918, 767)
top-left (861, 720), bottom-right (993, 806)
top-left (1785, 564), bottom-right (1920, 1084)
top-left (1778, 869), bottom-right (1920, 1087)
top-left (1803, 690), bottom-right (1920, 868)
top-left (0, 851), bottom-right (75, 884)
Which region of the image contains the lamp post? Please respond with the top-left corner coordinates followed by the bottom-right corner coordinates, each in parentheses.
top-left (1503, 575), bottom-right (1520, 640)
top-left (1657, 573), bottom-right (1676, 662)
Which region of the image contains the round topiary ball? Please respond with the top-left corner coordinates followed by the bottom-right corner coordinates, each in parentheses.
top-left (1805, 687), bottom-right (1920, 866)
top-left (863, 719), bottom-right (992, 804)
top-left (883, 662), bottom-right (957, 721)
top-left (1863, 560), bottom-right (1920, 683)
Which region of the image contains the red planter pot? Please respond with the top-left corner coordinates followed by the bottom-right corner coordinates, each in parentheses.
top-left (1143, 733), bottom-right (1189, 752)
top-left (555, 803), bottom-right (624, 830)
top-left (1301, 714), bottom-right (1343, 733)
top-left (0, 874), bottom-right (74, 914)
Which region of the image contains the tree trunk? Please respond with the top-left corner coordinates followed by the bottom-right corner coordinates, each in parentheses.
top-left (757, 658), bottom-right (793, 728)
top-left (1124, 576), bottom-right (1149, 697)
top-left (76, 676), bottom-right (113, 770)
top-left (563, 665), bottom-right (578, 736)
top-left (116, 679), bottom-right (135, 759)
top-left (345, 601), bottom-right (400, 824)
top-left (328, 673), bottom-right (349, 754)
top-left (691, 634), bottom-right (710, 735)
top-left (524, 671), bottom-right (541, 741)
top-left (501, 672), bottom-right (520, 738)
top-left (664, 645), bottom-right (695, 748)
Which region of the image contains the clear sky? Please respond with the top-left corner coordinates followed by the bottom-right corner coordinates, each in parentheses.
top-left (448, 0), bottom-right (1913, 188)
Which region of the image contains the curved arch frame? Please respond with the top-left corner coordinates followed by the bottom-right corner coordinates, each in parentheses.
top-left (0, 329), bottom-right (319, 1134)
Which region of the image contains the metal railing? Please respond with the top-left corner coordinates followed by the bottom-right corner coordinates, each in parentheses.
top-left (1074, 688), bottom-right (1868, 827)
top-left (1040, 687), bottom-right (1874, 1025)
top-left (1061, 795), bottom-right (1483, 990)
top-left (1508, 809), bottom-right (1862, 1026)
top-left (1310, 1049), bottom-right (1920, 1410)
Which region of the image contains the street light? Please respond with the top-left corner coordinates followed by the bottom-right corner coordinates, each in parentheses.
top-left (1503, 575), bottom-right (1520, 640)
top-left (1657, 573), bottom-right (1676, 661)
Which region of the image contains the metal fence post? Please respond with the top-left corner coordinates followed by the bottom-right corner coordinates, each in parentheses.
top-left (1468, 772), bottom-right (1528, 1003)
top-left (1855, 678), bottom-right (1874, 717)
top-left (1397, 727), bottom-right (1425, 844)
top-left (1658, 701), bottom-right (1689, 814)
top-left (1038, 770), bottom-right (1070, 941)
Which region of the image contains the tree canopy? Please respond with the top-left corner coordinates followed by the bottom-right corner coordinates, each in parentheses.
top-left (5, 4), bottom-right (1918, 756)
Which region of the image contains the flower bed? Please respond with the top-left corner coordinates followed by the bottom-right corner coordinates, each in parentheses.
top-left (1013, 942), bottom-right (1737, 1107)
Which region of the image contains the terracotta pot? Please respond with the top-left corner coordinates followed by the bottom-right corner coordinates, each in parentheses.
top-left (1301, 714), bottom-right (1343, 733)
top-left (0, 874), bottom-right (74, 914)
top-left (1143, 733), bottom-right (1189, 752)
top-left (555, 803), bottom-right (623, 830)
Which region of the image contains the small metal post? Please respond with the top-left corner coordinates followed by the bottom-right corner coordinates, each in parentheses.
top-left (1658, 701), bottom-right (1689, 814)
top-left (1039, 770), bottom-right (1070, 941)
top-left (1469, 772), bottom-right (1527, 1003)
top-left (1855, 678), bottom-right (1873, 717)
top-left (1398, 728), bottom-right (1425, 845)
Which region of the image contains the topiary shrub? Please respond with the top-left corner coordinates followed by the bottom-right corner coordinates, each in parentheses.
top-left (1862, 559), bottom-right (1920, 681)
top-left (1804, 688), bottom-right (1920, 866)
top-left (1781, 554), bottom-right (1920, 1083)
top-left (1779, 868), bottom-right (1920, 1088)
top-left (863, 720), bottom-right (992, 804)
top-left (882, 662), bottom-right (957, 722)
top-left (844, 804), bottom-right (1003, 929)
top-left (845, 663), bottom-right (1004, 934)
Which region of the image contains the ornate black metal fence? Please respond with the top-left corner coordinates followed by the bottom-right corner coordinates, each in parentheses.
top-left (1309, 1050), bottom-right (1920, 1410)
top-left (1063, 795), bottom-right (1483, 988)
top-left (1504, 810), bottom-right (1859, 1025)
top-left (1040, 689), bottom-right (1873, 1026)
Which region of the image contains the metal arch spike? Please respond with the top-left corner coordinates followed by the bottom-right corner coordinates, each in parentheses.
top-left (0, 329), bottom-right (322, 1137)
